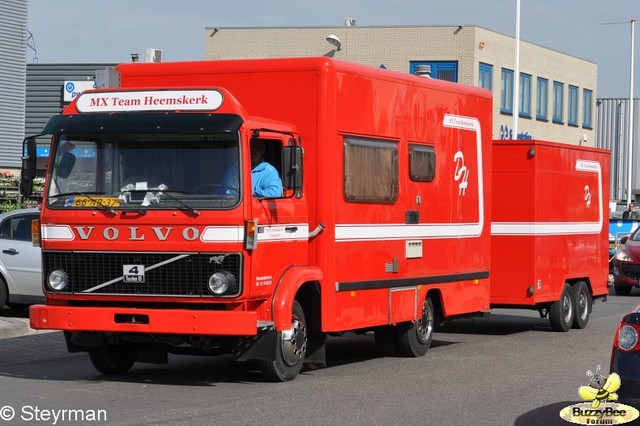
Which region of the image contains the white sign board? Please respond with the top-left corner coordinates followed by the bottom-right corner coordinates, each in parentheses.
top-left (63, 81), bottom-right (97, 102)
top-left (76, 90), bottom-right (224, 113)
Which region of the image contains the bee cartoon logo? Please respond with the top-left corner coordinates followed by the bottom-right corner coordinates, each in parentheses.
top-left (578, 365), bottom-right (620, 408)
top-left (559, 365), bottom-right (639, 425)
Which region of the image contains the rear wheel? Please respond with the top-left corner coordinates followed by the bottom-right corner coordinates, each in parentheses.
top-left (89, 345), bottom-right (138, 374)
top-left (395, 296), bottom-right (434, 357)
top-left (260, 300), bottom-right (307, 382)
top-left (571, 281), bottom-right (592, 329)
top-left (549, 283), bottom-right (574, 332)
top-left (614, 284), bottom-right (632, 296)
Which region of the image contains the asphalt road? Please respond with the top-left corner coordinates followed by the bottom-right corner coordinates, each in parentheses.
top-left (1, 291), bottom-right (639, 426)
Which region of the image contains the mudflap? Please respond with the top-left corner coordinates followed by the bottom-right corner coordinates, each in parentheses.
top-left (65, 331), bottom-right (106, 352)
top-left (233, 329), bottom-right (277, 362)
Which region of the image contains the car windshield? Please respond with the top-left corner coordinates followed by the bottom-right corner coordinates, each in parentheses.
top-left (46, 133), bottom-right (240, 210)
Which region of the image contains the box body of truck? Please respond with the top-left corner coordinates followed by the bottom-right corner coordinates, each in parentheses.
top-left (27, 57), bottom-right (493, 380)
top-left (490, 140), bottom-right (610, 330)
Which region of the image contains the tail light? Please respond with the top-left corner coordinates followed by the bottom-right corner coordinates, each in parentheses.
top-left (615, 322), bottom-right (640, 352)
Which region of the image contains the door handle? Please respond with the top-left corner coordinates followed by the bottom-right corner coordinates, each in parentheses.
top-left (285, 226), bottom-right (298, 233)
top-left (2, 248), bottom-right (18, 255)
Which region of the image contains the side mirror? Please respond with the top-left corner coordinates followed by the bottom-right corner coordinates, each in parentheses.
top-left (20, 137), bottom-right (37, 196)
top-left (621, 236), bottom-right (629, 245)
top-left (281, 145), bottom-right (303, 190)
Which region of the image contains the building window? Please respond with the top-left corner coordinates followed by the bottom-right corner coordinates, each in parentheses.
top-left (501, 68), bottom-right (514, 115)
top-left (409, 61), bottom-right (458, 82)
top-left (479, 63), bottom-right (493, 91)
top-left (344, 136), bottom-right (398, 203)
top-left (536, 77), bottom-right (548, 121)
top-left (568, 85), bottom-right (579, 126)
top-left (583, 89), bottom-right (593, 129)
top-left (519, 73), bottom-right (532, 118)
top-left (553, 81), bottom-right (564, 124)
top-left (409, 144), bottom-right (436, 182)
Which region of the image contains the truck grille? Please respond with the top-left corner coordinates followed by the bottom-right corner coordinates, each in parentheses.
top-left (43, 251), bottom-right (242, 297)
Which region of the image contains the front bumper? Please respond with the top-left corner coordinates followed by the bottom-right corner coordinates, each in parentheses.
top-left (30, 304), bottom-right (259, 336)
top-left (611, 348), bottom-right (640, 397)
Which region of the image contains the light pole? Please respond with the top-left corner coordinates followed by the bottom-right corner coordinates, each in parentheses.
top-left (512, 0), bottom-right (521, 140)
top-left (627, 19), bottom-right (635, 205)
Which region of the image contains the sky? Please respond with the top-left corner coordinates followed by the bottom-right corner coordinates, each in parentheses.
top-left (26, 0), bottom-right (639, 98)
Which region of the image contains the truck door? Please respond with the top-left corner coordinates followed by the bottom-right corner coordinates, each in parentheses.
top-left (248, 133), bottom-right (308, 293)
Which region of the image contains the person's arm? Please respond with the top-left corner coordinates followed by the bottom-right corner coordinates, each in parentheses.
top-left (253, 164), bottom-right (282, 198)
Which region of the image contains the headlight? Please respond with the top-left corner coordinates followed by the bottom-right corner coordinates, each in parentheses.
top-left (618, 324), bottom-right (639, 351)
top-left (615, 250), bottom-right (633, 262)
top-left (208, 271), bottom-right (236, 295)
top-left (48, 269), bottom-right (69, 291)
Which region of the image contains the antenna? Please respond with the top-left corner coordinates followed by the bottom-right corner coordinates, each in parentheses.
top-left (26, 29), bottom-right (38, 63)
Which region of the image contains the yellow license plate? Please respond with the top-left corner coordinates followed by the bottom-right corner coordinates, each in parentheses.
top-left (71, 197), bottom-right (120, 207)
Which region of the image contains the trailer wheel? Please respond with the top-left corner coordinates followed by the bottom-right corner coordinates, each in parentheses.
top-left (571, 281), bottom-right (592, 329)
top-left (259, 300), bottom-right (307, 382)
top-left (614, 284), bottom-right (632, 296)
top-left (395, 296), bottom-right (434, 357)
top-left (88, 345), bottom-right (138, 374)
top-left (549, 283), bottom-right (574, 332)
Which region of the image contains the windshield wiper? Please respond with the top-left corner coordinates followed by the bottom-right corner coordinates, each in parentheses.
top-left (157, 191), bottom-right (200, 217)
top-left (49, 191), bottom-right (117, 216)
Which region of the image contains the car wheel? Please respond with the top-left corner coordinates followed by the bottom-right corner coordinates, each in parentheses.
top-left (0, 277), bottom-right (7, 308)
top-left (614, 284), bottom-right (632, 296)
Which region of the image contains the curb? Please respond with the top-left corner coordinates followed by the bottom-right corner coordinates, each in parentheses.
top-left (0, 317), bottom-right (30, 340)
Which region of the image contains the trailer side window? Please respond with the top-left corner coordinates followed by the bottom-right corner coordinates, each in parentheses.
top-left (409, 145), bottom-right (436, 182)
top-left (344, 136), bottom-right (398, 203)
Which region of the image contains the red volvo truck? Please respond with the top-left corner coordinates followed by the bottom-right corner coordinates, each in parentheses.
top-left (21, 58), bottom-right (608, 381)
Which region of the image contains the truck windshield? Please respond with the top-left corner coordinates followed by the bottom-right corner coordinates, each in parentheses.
top-left (46, 133), bottom-right (240, 210)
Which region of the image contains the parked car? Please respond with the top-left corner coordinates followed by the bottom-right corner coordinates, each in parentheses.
top-left (610, 304), bottom-right (640, 398)
top-left (611, 228), bottom-right (640, 295)
top-left (0, 208), bottom-right (42, 308)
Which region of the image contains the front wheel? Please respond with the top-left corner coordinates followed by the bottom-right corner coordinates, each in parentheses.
top-left (259, 300), bottom-right (307, 382)
top-left (571, 281), bottom-right (592, 329)
top-left (549, 283), bottom-right (574, 332)
top-left (89, 345), bottom-right (138, 374)
top-left (395, 296), bottom-right (435, 357)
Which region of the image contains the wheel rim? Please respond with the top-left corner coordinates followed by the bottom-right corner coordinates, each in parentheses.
top-left (562, 292), bottom-right (573, 324)
top-left (577, 291), bottom-right (588, 321)
top-left (280, 314), bottom-right (307, 367)
top-left (416, 300), bottom-right (434, 344)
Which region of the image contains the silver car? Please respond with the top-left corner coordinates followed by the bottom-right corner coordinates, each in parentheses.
top-left (0, 208), bottom-right (42, 308)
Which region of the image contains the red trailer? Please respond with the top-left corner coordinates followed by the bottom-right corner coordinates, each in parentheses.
top-left (490, 140), bottom-right (610, 331)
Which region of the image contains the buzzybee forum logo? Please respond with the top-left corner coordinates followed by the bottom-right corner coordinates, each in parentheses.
top-left (559, 365), bottom-right (639, 425)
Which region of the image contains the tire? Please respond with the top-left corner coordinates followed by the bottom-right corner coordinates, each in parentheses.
top-left (549, 283), bottom-right (574, 332)
top-left (259, 300), bottom-right (307, 382)
top-left (89, 346), bottom-right (138, 374)
top-left (0, 278), bottom-right (7, 309)
top-left (395, 296), bottom-right (434, 357)
top-left (571, 281), bottom-right (592, 329)
top-left (614, 284), bottom-right (632, 296)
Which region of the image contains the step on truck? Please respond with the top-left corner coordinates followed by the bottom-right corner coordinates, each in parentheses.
top-left (21, 57), bottom-right (608, 381)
